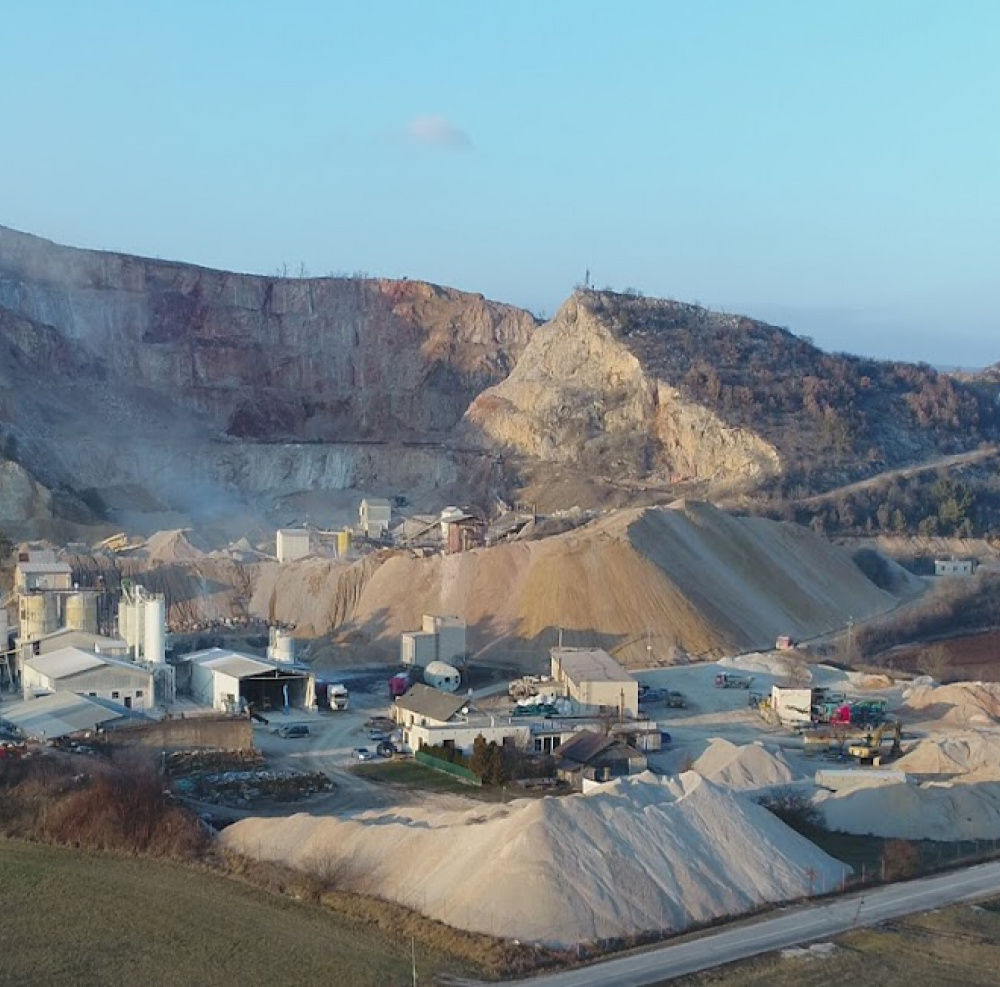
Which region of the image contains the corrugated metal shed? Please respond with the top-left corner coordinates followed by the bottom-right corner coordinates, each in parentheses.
top-left (16, 561), bottom-right (73, 575)
top-left (186, 647), bottom-right (309, 678)
top-left (0, 692), bottom-right (141, 740)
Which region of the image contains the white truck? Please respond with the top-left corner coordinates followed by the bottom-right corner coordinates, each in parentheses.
top-left (328, 684), bottom-right (349, 711)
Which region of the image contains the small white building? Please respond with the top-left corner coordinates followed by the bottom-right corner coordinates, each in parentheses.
top-left (276, 529), bottom-right (311, 563)
top-left (359, 498), bottom-right (392, 538)
top-left (22, 647), bottom-right (155, 710)
top-left (550, 647), bottom-right (639, 718)
top-left (391, 683), bottom-right (529, 754)
top-left (401, 614), bottom-right (467, 668)
top-left (934, 558), bottom-right (975, 577)
top-left (185, 648), bottom-right (315, 712)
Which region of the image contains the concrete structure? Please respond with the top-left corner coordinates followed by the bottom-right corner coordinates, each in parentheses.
top-left (14, 559), bottom-right (72, 593)
top-left (391, 683), bottom-right (529, 754)
top-left (22, 647), bottom-right (155, 710)
top-left (64, 591), bottom-right (98, 633)
top-left (0, 691), bottom-right (144, 741)
top-left (185, 647), bottom-right (315, 712)
top-left (359, 497), bottom-right (392, 538)
top-left (18, 593), bottom-right (58, 641)
top-left (277, 528), bottom-right (311, 563)
top-left (770, 686), bottom-right (814, 727)
top-left (550, 647), bottom-right (639, 718)
top-left (934, 558), bottom-right (975, 577)
top-left (401, 614), bottom-right (467, 668)
top-left (424, 660), bottom-right (461, 693)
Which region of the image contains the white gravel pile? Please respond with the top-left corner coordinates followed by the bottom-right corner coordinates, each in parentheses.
top-left (902, 681), bottom-right (1000, 729)
top-left (691, 739), bottom-right (796, 790)
top-left (221, 772), bottom-right (849, 946)
top-left (815, 778), bottom-right (1000, 841)
top-left (894, 733), bottom-right (1000, 778)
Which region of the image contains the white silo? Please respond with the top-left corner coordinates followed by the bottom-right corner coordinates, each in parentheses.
top-left (268, 627), bottom-right (295, 664)
top-left (65, 592), bottom-right (98, 633)
top-left (144, 595), bottom-right (166, 664)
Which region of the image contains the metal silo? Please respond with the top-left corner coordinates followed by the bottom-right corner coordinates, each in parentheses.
top-left (65, 592), bottom-right (98, 633)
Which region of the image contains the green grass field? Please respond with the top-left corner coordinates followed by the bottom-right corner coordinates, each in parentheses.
top-left (0, 839), bottom-right (474, 987)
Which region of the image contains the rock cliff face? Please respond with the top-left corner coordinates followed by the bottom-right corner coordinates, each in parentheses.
top-left (463, 294), bottom-right (781, 489)
top-left (0, 225), bottom-right (536, 441)
top-left (0, 225), bottom-right (535, 514)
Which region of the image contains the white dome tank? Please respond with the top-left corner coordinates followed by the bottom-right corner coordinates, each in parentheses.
top-left (424, 660), bottom-right (461, 693)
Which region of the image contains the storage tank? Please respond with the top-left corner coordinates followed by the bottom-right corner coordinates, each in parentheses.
top-left (19, 594), bottom-right (58, 641)
top-left (118, 598), bottom-right (145, 651)
top-left (424, 660), bottom-right (461, 693)
top-left (64, 592), bottom-right (98, 634)
top-left (336, 528), bottom-right (351, 557)
top-left (144, 596), bottom-right (166, 664)
top-left (268, 627), bottom-right (295, 663)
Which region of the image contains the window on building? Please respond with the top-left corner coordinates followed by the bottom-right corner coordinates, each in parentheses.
top-left (135, 690), bottom-right (144, 698)
top-left (88, 692), bottom-right (97, 697)
top-left (111, 691), bottom-right (120, 699)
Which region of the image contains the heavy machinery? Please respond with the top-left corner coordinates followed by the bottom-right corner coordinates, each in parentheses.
top-left (847, 719), bottom-right (901, 764)
top-left (714, 672), bottom-right (754, 689)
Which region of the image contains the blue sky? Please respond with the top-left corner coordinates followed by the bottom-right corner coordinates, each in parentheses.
top-left (2, 1), bottom-right (998, 366)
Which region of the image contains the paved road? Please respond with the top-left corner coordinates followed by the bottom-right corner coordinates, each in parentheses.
top-left (457, 861), bottom-right (1000, 987)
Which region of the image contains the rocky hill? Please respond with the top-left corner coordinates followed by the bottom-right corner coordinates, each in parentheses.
top-left (1, 225), bottom-right (997, 532)
top-left (465, 291), bottom-right (1000, 502)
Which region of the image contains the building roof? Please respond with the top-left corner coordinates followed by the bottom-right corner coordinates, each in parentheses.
top-left (16, 561), bottom-right (72, 575)
top-left (554, 730), bottom-right (617, 765)
top-left (0, 692), bottom-right (143, 740)
top-left (551, 647), bottom-right (634, 686)
top-left (394, 683), bottom-right (467, 723)
top-left (277, 528), bottom-right (310, 538)
top-left (185, 647), bottom-right (310, 679)
top-left (32, 629), bottom-right (130, 656)
top-left (24, 647), bottom-right (149, 681)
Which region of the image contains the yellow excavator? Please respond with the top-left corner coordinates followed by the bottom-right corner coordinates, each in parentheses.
top-left (847, 719), bottom-right (901, 764)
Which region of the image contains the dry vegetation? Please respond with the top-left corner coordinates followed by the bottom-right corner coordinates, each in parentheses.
top-left (671, 898), bottom-right (1000, 987)
top-left (857, 570), bottom-right (1000, 660)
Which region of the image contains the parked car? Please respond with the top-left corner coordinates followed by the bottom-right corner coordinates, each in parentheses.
top-left (275, 724), bottom-right (310, 739)
top-left (353, 747), bottom-right (375, 761)
top-left (368, 729), bottom-right (389, 741)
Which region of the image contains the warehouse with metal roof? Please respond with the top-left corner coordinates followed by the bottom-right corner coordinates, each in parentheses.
top-left (21, 647), bottom-right (155, 710)
top-left (184, 648), bottom-right (315, 713)
top-left (0, 691), bottom-right (145, 741)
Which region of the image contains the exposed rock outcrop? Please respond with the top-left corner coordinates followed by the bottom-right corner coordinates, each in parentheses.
top-left (463, 294), bottom-right (780, 490)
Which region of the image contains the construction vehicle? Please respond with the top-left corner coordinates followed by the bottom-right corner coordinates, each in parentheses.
top-left (847, 720), bottom-right (901, 764)
top-left (714, 672), bottom-right (754, 689)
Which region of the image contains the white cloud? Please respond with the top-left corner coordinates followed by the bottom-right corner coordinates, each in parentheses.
top-left (405, 114), bottom-right (473, 149)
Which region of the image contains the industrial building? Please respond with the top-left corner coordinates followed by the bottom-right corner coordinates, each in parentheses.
top-left (22, 647), bottom-right (156, 710)
top-left (184, 647), bottom-right (315, 712)
top-left (18, 628), bottom-right (130, 665)
top-left (276, 529), bottom-right (311, 563)
top-left (391, 683), bottom-right (529, 754)
top-left (359, 497), bottom-right (392, 538)
top-left (400, 614), bottom-right (467, 667)
top-left (550, 647), bottom-right (640, 718)
top-left (0, 691), bottom-right (145, 741)
top-left (934, 558), bottom-right (975, 577)
top-left (14, 554), bottom-right (72, 592)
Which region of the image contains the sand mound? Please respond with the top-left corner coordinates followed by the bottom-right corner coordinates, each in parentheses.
top-left (816, 779), bottom-right (1000, 841)
top-left (221, 773), bottom-right (849, 946)
top-left (349, 501), bottom-right (899, 664)
top-left (901, 681), bottom-right (1000, 728)
top-left (692, 739), bottom-right (796, 790)
top-left (894, 733), bottom-right (1000, 778)
top-left (144, 528), bottom-right (207, 562)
